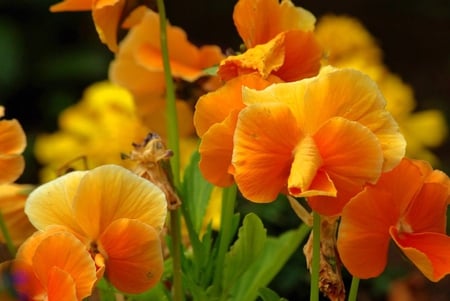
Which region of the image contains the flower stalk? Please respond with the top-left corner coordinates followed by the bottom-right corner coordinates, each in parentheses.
top-left (310, 211), bottom-right (321, 301)
top-left (156, 1), bottom-right (183, 300)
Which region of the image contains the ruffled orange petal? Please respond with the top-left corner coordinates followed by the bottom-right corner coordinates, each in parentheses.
top-left (31, 231), bottom-right (97, 300)
top-left (0, 156), bottom-right (25, 185)
top-left (412, 159), bottom-right (450, 202)
top-left (99, 218), bottom-right (163, 293)
top-left (302, 67), bottom-right (405, 171)
top-left (50, 0), bottom-right (92, 11)
top-left (337, 187), bottom-right (398, 278)
top-left (194, 73), bottom-right (273, 137)
top-left (92, 0), bottom-right (124, 52)
top-left (390, 228), bottom-right (450, 282)
top-left (24, 171), bottom-right (87, 235)
top-left (233, 0), bottom-right (315, 47)
top-left (73, 165), bottom-right (167, 238)
top-left (272, 30), bottom-right (322, 82)
top-left (218, 33), bottom-right (285, 81)
top-left (9, 259), bottom-right (44, 300)
top-left (46, 267), bottom-right (78, 301)
top-left (232, 102), bottom-right (301, 202)
top-left (403, 182), bottom-right (448, 234)
top-left (199, 112), bottom-right (238, 187)
top-left (0, 184), bottom-right (36, 245)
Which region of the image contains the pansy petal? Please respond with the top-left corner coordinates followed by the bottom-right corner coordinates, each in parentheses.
top-left (32, 231), bottom-right (97, 300)
top-left (50, 0), bottom-right (92, 12)
top-left (199, 113), bottom-right (238, 187)
top-left (233, 0), bottom-right (315, 47)
top-left (337, 187), bottom-right (398, 278)
top-left (100, 218), bottom-right (163, 293)
top-left (233, 102), bottom-right (301, 202)
top-left (272, 30), bottom-right (322, 81)
top-left (0, 119), bottom-right (26, 155)
top-left (0, 155), bottom-right (25, 184)
top-left (302, 67), bottom-right (405, 171)
top-left (194, 73), bottom-right (273, 137)
top-left (73, 165), bottom-right (167, 238)
top-left (0, 184), bottom-right (36, 245)
top-left (46, 267), bottom-right (78, 301)
top-left (404, 182), bottom-right (448, 234)
top-left (92, 0), bottom-right (124, 52)
top-left (9, 259), bottom-right (44, 300)
top-left (25, 171), bottom-right (87, 235)
top-left (390, 228), bottom-right (450, 282)
top-left (316, 117), bottom-right (384, 185)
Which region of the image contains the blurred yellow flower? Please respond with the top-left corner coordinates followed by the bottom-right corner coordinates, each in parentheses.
top-left (34, 81), bottom-right (149, 182)
top-left (315, 15), bottom-right (448, 165)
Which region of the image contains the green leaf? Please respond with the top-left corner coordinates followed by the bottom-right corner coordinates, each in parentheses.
top-left (125, 282), bottom-right (171, 301)
top-left (230, 223), bottom-right (311, 301)
top-left (222, 213), bottom-right (267, 296)
top-left (258, 287), bottom-right (288, 301)
top-left (181, 150), bottom-right (214, 233)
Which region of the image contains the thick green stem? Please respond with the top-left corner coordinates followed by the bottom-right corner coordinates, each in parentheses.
top-left (310, 211), bottom-right (321, 301)
top-left (214, 184), bottom-right (237, 294)
top-left (156, 1), bottom-right (182, 300)
top-left (348, 276), bottom-right (360, 301)
top-left (156, 0), bottom-right (180, 187)
top-left (0, 212), bottom-right (15, 257)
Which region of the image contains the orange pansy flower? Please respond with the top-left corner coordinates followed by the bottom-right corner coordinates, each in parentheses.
top-left (50, 0), bottom-right (142, 52)
top-left (194, 73), bottom-right (276, 187)
top-left (24, 164), bottom-right (167, 293)
top-left (0, 184), bottom-right (36, 246)
top-left (218, 0), bottom-right (322, 82)
top-left (0, 107), bottom-right (26, 184)
top-left (231, 67), bottom-right (405, 216)
top-left (337, 158), bottom-right (450, 282)
top-left (10, 227), bottom-right (97, 300)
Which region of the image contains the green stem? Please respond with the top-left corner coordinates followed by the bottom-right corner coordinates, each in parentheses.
top-left (310, 211), bottom-right (321, 301)
top-left (0, 211), bottom-right (16, 257)
top-left (156, 0), bottom-right (180, 187)
top-left (169, 209), bottom-right (184, 301)
top-left (347, 276), bottom-right (360, 301)
top-left (214, 184), bottom-right (237, 294)
top-left (156, 1), bottom-right (182, 300)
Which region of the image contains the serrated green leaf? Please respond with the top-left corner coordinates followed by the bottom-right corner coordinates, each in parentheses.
top-left (258, 287), bottom-right (288, 301)
top-left (230, 223), bottom-right (311, 301)
top-left (222, 213), bottom-right (267, 296)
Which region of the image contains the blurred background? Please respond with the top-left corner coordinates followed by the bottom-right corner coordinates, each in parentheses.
top-left (1, 0), bottom-right (449, 300)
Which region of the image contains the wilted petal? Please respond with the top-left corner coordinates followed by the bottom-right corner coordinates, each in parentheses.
top-left (390, 228), bottom-right (450, 282)
top-left (218, 34), bottom-right (285, 81)
top-left (337, 187), bottom-right (398, 278)
top-left (100, 218), bottom-right (163, 293)
top-left (73, 165), bottom-right (167, 238)
top-left (233, 102), bottom-right (301, 202)
top-left (25, 171), bottom-right (87, 235)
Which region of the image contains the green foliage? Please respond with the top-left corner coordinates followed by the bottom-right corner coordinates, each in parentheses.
top-left (258, 287), bottom-right (288, 301)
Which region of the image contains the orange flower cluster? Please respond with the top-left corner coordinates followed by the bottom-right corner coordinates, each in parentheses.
top-left (193, 0), bottom-right (450, 283)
